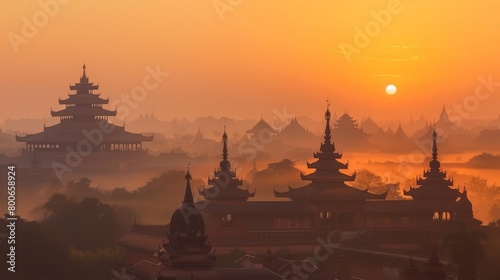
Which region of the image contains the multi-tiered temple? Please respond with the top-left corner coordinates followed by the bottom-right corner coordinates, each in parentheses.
top-left (401, 127), bottom-right (480, 226)
top-left (405, 128), bottom-right (460, 201)
top-left (275, 103), bottom-right (385, 199)
top-left (275, 103), bottom-right (386, 230)
top-left (113, 169), bottom-right (282, 279)
top-left (200, 127), bottom-right (255, 201)
top-left (16, 65), bottom-right (153, 172)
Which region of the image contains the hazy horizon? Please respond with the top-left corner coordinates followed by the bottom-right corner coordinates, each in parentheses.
top-left (2, 1), bottom-right (500, 122)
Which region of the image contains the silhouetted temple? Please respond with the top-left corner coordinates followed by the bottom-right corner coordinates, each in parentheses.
top-left (275, 103), bottom-right (386, 230)
top-left (405, 128), bottom-right (458, 201)
top-left (200, 127), bottom-right (255, 201)
top-left (112, 169), bottom-right (282, 280)
top-left (401, 127), bottom-right (480, 226)
top-left (115, 102), bottom-right (483, 279)
top-left (15, 65), bottom-right (153, 172)
top-left (199, 128), bottom-right (317, 241)
top-left (159, 169), bottom-right (216, 269)
top-left (363, 126), bottom-right (481, 242)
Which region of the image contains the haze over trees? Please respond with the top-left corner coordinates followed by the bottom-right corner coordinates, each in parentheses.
top-left (0, 195), bottom-right (128, 280)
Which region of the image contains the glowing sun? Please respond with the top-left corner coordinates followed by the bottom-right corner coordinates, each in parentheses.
top-left (386, 84), bottom-right (397, 95)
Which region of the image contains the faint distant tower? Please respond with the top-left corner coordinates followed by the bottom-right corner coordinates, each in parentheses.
top-left (246, 115), bottom-right (278, 139)
top-left (332, 113), bottom-right (369, 148)
top-left (192, 126), bottom-right (204, 143)
top-left (438, 105), bottom-right (453, 127)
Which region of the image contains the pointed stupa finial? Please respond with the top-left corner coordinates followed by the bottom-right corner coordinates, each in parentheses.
top-left (323, 99), bottom-right (332, 145)
top-left (222, 124), bottom-right (227, 140)
top-left (222, 126), bottom-right (228, 156)
top-left (325, 98), bottom-right (331, 121)
top-left (81, 62), bottom-right (89, 83)
top-left (432, 124), bottom-right (438, 160)
top-left (220, 126), bottom-right (230, 171)
top-left (183, 164), bottom-right (194, 204)
top-left (427, 124), bottom-right (442, 171)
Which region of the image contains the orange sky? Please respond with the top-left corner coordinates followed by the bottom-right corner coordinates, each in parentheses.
top-left (1, 1), bottom-right (500, 123)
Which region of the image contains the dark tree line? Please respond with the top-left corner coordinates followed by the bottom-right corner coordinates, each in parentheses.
top-left (1, 194), bottom-right (129, 280)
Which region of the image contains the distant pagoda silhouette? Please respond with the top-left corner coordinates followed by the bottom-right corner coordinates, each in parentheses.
top-left (200, 127), bottom-right (255, 201)
top-left (246, 116), bottom-right (278, 138)
top-left (332, 113), bottom-right (370, 149)
top-left (16, 65), bottom-right (153, 171)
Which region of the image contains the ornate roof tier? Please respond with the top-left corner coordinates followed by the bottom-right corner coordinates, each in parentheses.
top-left (59, 95), bottom-right (109, 105)
top-left (16, 122), bottom-right (153, 144)
top-left (299, 170), bottom-right (356, 182)
top-left (50, 107), bottom-right (117, 117)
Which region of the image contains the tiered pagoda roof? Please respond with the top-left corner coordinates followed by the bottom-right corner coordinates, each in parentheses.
top-left (16, 121), bottom-right (153, 144)
top-left (274, 102), bottom-right (386, 201)
top-left (404, 127), bottom-right (460, 201)
top-left (16, 65), bottom-right (153, 146)
top-left (50, 64), bottom-right (117, 120)
top-left (200, 127), bottom-right (255, 201)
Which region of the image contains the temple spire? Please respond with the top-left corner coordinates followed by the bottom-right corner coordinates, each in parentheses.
top-left (219, 126), bottom-right (231, 172)
top-left (183, 166), bottom-right (194, 204)
top-left (202, 125), bottom-right (253, 201)
top-left (222, 125), bottom-right (228, 161)
top-left (427, 125), bottom-right (442, 173)
top-left (324, 100), bottom-right (332, 145)
top-left (432, 125), bottom-right (438, 161)
top-left (81, 63), bottom-right (89, 83)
